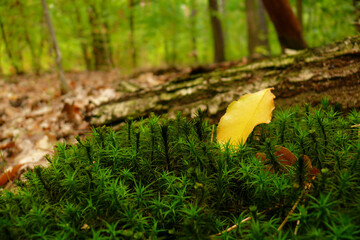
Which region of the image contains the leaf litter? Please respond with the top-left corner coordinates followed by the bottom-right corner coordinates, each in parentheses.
top-left (0, 62), bottom-right (248, 188)
top-left (0, 70), bottom-right (168, 188)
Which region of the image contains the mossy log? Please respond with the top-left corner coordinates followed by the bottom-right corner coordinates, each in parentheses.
top-left (90, 36), bottom-right (360, 126)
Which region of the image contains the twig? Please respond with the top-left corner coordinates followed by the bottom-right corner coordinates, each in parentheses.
top-left (210, 204), bottom-right (284, 238)
top-left (294, 219), bottom-right (301, 235)
top-left (277, 192), bottom-right (304, 231)
top-left (294, 186), bottom-right (310, 235)
top-left (351, 124), bottom-right (360, 138)
top-left (210, 216), bottom-right (252, 238)
top-left (278, 182), bottom-right (313, 232)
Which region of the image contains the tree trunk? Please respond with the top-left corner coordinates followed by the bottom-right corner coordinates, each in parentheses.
top-left (257, 0), bottom-right (270, 54)
top-left (296, 0), bottom-right (303, 28)
top-left (19, 1), bottom-right (41, 75)
top-left (0, 17), bottom-right (20, 75)
top-left (245, 0), bottom-right (258, 57)
top-left (89, 36), bottom-right (360, 127)
top-left (261, 0), bottom-right (307, 50)
top-left (246, 0), bottom-right (270, 58)
top-left (190, 0), bottom-right (199, 63)
top-left (219, 0), bottom-right (226, 14)
top-left (129, 0), bottom-right (137, 68)
top-left (99, 0), bottom-right (114, 69)
top-left (41, 0), bottom-right (71, 94)
top-left (88, 3), bottom-right (109, 70)
top-left (355, 0), bottom-right (360, 32)
top-left (38, 20), bottom-right (46, 74)
top-left (73, 2), bottom-right (92, 71)
top-left (101, 20), bottom-right (114, 68)
top-left (208, 0), bottom-right (225, 62)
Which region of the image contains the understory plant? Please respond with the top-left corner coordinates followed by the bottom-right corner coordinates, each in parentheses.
top-left (1, 101), bottom-right (360, 239)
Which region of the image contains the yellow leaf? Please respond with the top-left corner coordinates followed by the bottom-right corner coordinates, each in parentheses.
top-left (217, 88), bottom-right (275, 146)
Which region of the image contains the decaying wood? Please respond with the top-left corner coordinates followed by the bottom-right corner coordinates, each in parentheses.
top-left (89, 36), bottom-right (360, 126)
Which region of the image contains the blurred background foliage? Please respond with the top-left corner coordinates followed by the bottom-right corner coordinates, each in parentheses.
top-left (0, 0), bottom-right (357, 75)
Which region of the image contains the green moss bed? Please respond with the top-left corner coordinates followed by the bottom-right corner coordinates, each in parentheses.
top-left (1, 100), bottom-right (360, 239)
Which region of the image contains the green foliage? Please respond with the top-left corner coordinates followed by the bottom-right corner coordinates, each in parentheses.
top-left (1, 104), bottom-right (360, 239)
top-left (0, 0), bottom-right (357, 74)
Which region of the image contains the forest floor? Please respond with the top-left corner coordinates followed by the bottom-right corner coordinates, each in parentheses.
top-left (0, 46), bottom-right (359, 188)
top-left (0, 63), bottom-right (243, 188)
top-left (0, 69), bottom-right (185, 187)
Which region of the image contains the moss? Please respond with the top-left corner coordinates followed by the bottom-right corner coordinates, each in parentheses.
top-left (1, 103), bottom-right (360, 239)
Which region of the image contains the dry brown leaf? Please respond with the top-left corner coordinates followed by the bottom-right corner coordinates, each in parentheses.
top-left (0, 164), bottom-right (24, 187)
top-left (256, 146), bottom-right (320, 178)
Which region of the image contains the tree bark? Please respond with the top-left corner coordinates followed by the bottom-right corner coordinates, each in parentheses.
top-left (129, 0), bottom-right (137, 68)
top-left (41, 0), bottom-right (71, 94)
top-left (89, 36), bottom-right (360, 127)
top-left (208, 0), bottom-right (225, 62)
top-left (261, 0), bottom-right (307, 50)
top-left (257, 0), bottom-right (270, 54)
top-left (296, 0), bottom-right (303, 28)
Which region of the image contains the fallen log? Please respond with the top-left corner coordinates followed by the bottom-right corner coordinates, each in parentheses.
top-left (89, 35), bottom-right (360, 126)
